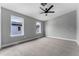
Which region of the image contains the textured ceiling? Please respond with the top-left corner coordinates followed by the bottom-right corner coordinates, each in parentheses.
top-left (0, 3), bottom-right (78, 21)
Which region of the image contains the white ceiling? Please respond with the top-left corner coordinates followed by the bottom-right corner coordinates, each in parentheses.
top-left (0, 3), bottom-right (78, 21)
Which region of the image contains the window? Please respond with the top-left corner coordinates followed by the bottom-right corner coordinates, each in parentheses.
top-left (36, 22), bottom-right (41, 34)
top-left (10, 15), bottom-right (24, 37)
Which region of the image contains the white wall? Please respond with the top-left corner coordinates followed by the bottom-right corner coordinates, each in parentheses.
top-left (77, 6), bottom-right (79, 44)
top-left (0, 6), bottom-right (1, 48)
top-left (46, 10), bottom-right (77, 40)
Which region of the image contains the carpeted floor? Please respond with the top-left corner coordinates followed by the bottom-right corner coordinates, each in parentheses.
top-left (0, 37), bottom-right (79, 56)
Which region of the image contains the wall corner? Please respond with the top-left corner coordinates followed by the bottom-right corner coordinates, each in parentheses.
top-left (0, 6), bottom-right (1, 49)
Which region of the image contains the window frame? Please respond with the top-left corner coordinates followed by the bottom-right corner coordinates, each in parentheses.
top-left (10, 15), bottom-right (24, 37)
top-left (36, 21), bottom-right (42, 34)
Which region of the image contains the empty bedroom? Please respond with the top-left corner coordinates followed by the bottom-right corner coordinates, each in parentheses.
top-left (0, 3), bottom-right (79, 56)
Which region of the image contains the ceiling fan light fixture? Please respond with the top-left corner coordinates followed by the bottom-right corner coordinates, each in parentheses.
top-left (41, 3), bottom-right (47, 6)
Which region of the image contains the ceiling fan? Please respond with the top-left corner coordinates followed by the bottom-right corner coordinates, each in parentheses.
top-left (40, 3), bottom-right (55, 16)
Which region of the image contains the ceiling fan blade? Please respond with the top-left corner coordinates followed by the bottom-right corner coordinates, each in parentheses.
top-left (40, 7), bottom-right (45, 11)
top-left (45, 5), bottom-right (54, 12)
top-left (47, 11), bottom-right (55, 13)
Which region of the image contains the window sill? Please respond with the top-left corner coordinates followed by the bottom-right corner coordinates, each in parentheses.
top-left (10, 34), bottom-right (24, 37)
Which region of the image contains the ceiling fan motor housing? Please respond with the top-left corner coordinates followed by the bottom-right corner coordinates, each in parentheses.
top-left (40, 3), bottom-right (55, 16)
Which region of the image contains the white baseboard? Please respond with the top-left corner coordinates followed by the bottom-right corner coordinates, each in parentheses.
top-left (1, 36), bottom-right (79, 48)
top-left (76, 40), bottom-right (79, 45)
top-left (47, 36), bottom-right (77, 42)
top-left (1, 36), bottom-right (41, 48)
top-left (47, 36), bottom-right (79, 45)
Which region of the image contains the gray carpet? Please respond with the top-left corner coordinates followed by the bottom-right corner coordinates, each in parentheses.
top-left (0, 37), bottom-right (79, 56)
